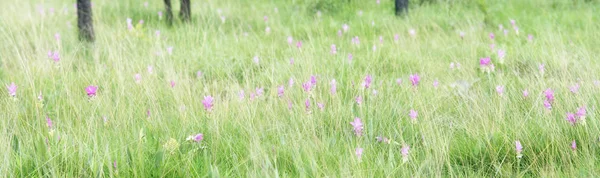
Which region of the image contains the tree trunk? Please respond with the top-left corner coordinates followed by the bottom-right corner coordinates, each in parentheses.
top-left (164, 0), bottom-right (173, 25)
top-left (395, 0), bottom-right (409, 16)
top-left (180, 0), bottom-right (191, 22)
top-left (77, 0), bottom-right (94, 41)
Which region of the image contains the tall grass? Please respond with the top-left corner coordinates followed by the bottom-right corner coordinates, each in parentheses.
top-left (1, 0), bottom-right (600, 176)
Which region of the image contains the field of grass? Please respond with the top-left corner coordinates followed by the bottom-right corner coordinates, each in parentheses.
top-left (1, 0), bottom-right (600, 177)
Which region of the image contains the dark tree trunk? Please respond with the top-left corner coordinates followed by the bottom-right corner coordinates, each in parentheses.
top-left (77, 0), bottom-right (94, 41)
top-left (180, 0), bottom-right (191, 22)
top-left (395, 0), bottom-right (409, 16)
top-left (164, 0), bottom-right (173, 25)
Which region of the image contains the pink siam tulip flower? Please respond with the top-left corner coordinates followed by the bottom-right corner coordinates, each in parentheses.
top-left (296, 41), bottom-right (302, 48)
top-left (348, 53), bottom-right (353, 61)
top-left (170, 80), bottom-right (176, 88)
top-left (310, 76), bottom-right (317, 86)
top-left (496, 85), bottom-right (505, 96)
top-left (239, 90), bottom-right (245, 100)
top-left (48, 51), bottom-right (60, 62)
top-left (46, 116), bottom-right (53, 129)
top-left (576, 106), bottom-right (586, 118)
top-left (543, 100), bottom-right (552, 110)
top-left (277, 86), bottom-right (284, 97)
top-left (134, 73), bottom-right (141, 83)
top-left (376, 136), bottom-right (391, 144)
top-left (569, 83), bottom-right (580, 93)
top-left (355, 147), bottom-right (364, 159)
top-left (287, 36), bottom-right (293, 44)
top-left (302, 82), bottom-right (312, 92)
top-left (571, 140), bottom-right (577, 151)
top-left (255, 87), bottom-right (264, 97)
top-left (186, 133), bottom-right (204, 142)
top-left (515, 140), bottom-right (523, 158)
top-left (459, 31), bottom-right (465, 39)
top-left (147, 66), bottom-right (154, 74)
top-left (289, 78), bottom-right (294, 87)
top-left (497, 49), bottom-right (506, 63)
top-left (409, 109), bottom-right (418, 123)
top-left (7, 82), bottom-right (17, 97)
top-left (355, 96), bottom-right (363, 105)
top-left (331, 44), bottom-right (337, 54)
top-left (409, 74), bottom-right (420, 87)
top-left (196, 71), bottom-right (203, 78)
top-left (317, 102), bottom-right (324, 111)
top-left (263, 16), bottom-right (268, 22)
top-left (489, 33), bottom-right (495, 39)
top-left (479, 57), bottom-right (494, 73)
top-left (401, 145), bottom-right (410, 163)
top-left (342, 24), bottom-right (349, 32)
top-left (522, 89), bottom-right (529, 98)
top-left (396, 78), bottom-right (402, 85)
top-left (265, 27), bottom-right (271, 34)
top-left (503, 29), bottom-right (509, 36)
top-left (566, 112), bottom-right (576, 125)
top-left (305, 98), bottom-right (310, 112)
top-left (85, 85), bottom-right (98, 97)
top-left (528, 34), bottom-right (533, 41)
top-left (337, 30), bottom-right (343, 37)
top-left (350, 117), bottom-right (364, 136)
top-left (202, 96), bottom-right (214, 111)
top-left (289, 58), bottom-right (294, 65)
top-left (352, 36), bottom-right (360, 45)
top-left (544, 88), bottom-right (554, 102)
top-left (433, 80), bottom-right (439, 88)
top-left (166, 46), bottom-right (173, 55)
top-left (253, 56), bottom-right (259, 64)
top-left (330, 79), bottom-right (337, 94)
top-left (362, 75), bottom-right (372, 89)
top-left (538, 64), bottom-right (545, 74)
top-left (510, 19), bottom-right (516, 26)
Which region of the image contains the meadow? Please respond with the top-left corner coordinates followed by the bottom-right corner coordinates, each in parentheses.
top-left (1, 0), bottom-right (600, 177)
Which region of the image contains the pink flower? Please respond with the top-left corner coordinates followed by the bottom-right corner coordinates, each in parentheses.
top-left (539, 64), bottom-right (545, 74)
top-left (396, 78), bottom-right (402, 85)
top-left (158, 11), bottom-right (163, 18)
top-left (566, 112), bottom-right (576, 125)
top-left (331, 44), bottom-right (337, 54)
top-left (522, 89), bottom-right (529, 98)
top-left (350, 117), bottom-right (364, 136)
top-left (409, 74), bottom-right (420, 87)
top-left (571, 140), bottom-right (577, 151)
top-left (496, 85), bottom-right (505, 96)
top-left (317, 102), bottom-right (324, 111)
top-left (355, 96), bottom-right (363, 105)
top-left (459, 31), bottom-right (465, 39)
top-left (253, 56), bottom-right (259, 64)
top-left (342, 24), bottom-right (349, 32)
top-left (289, 78), bottom-right (294, 87)
top-left (497, 49), bottom-right (505, 59)
top-left (355, 147), bottom-right (364, 159)
top-left (348, 53), bottom-right (353, 61)
top-left (362, 75), bottom-right (372, 89)
top-left (263, 16), bottom-right (268, 22)
top-left (544, 88), bottom-right (554, 102)
top-left (170, 80), bottom-right (176, 88)
top-left (379, 36), bottom-right (383, 44)
top-left (166, 47), bottom-right (173, 55)
top-left (196, 71), bottom-right (203, 78)
top-left (528, 34), bottom-right (533, 41)
top-left (576, 106), bottom-right (586, 118)
top-left (134, 73), bottom-right (142, 83)
top-left (337, 30), bottom-right (342, 37)
top-left (239, 90), bottom-right (245, 100)
top-left (409, 109), bottom-right (418, 122)
top-left (85, 85), bottom-right (98, 97)
top-left (376, 136), bottom-right (390, 144)
top-left (287, 36), bottom-right (293, 44)
top-left (277, 86), bottom-right (284, 97)
top-left (510, 19), bottom-right (516, 26)
top-left (543, 100), bottom-right (552, 110)
top-left (489, 33), bottom-right (495, 39)
top-left (302, 82), bottom-right (312, 92)
top-left (202, 96), bottom-right (214, 111)
top-left (7, 82), bottom-right (17, 97)
top-left (147, 66), bottom-right (154, 74)
top-left (305, 98), bottom-right (310, 111)
top-left (480, 57), bottom-right (491, 67)
top-left (193, 134), bottom-right (203, 142)
top-left (48, 51), bottom-right (60, 62)
top-left (352, 36), bottom-right (360, 45)
top-left (515, 140), bottom-right (523, 158)
top-left (46, 116), bottom-right (53, 129)
top-left (401, 145), bottom-right (410, 162)
top-left (433, 80), bottom-right (439, 88)
top-left (394, 34), bottom-right (400, 41)
top-left (330, 79), bottom-right (337, 94)
top-left (265, 26), bottom-right (271, 34)
top-left (256, 87), bottom-right (264, 97)
top-left (569, 83), bottom-right (580, 93)
top-left (296, 41), bottom-right (302, 48)
top-left (310, 75), bottom-right (317, 86)
top-left (55, 33), bottom-right (61, 41)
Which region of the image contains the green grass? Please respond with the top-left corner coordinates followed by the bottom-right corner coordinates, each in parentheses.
top-left (1, 0), bottom-right (600, 177)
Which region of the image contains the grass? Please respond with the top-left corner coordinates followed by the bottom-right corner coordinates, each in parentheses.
top-left (1, 0), bottom-right (600, 177)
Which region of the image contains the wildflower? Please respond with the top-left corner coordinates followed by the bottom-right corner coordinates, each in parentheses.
top-left (496, 85), bottom-right (505, 96)
top-left (55, 33), bottom-right (60, 41)
top-left (409, 109), bottom-right (418, 123)
top-left (263, 16), bottom-right (268, 22)
top-left (134, 73), bottom-right (141, 83)
top-left (577, 106), bottom-right (587, 124)
top-left (296, 41), bottom-right (302, 48)
top-left (355, 96), bottom-right (363, 105)
top-left (277, 86), bottom-right (284, 97)
top-left (497, 49), bottom-right (505, 64)
top-left (372, 45), bottom-right (377, 51)
top-left (409, 29), bottom-right (416, 36)
top-left (489, 33), bottom-right (495, 39)
top-left (147, 66), bottom-right (153, 74)
top-left (239, 90), bottom-right (245, 100)
top-left (317, 102), bottom-right (324, 111)
top-left (158, 11), bottom-right (163, 18)
top-left (7, 82), bottom-right (17, 97)
top-left (409, 74), bottom-right (420, 87)
top-left (376, 136), bottom-right (391, 144)
top-left (170, 80), bottom-right (175, 88)
top-left (289, 78), bottom-right (294, 87)
top-left (433, 80), bottom-right (439, 88)
top-left (265, 26), bottom-right (271, 34)
top-left (337, 30), bottom-right (342, 37)
top-left (570, 83), bottom-right (580, 93)
top-left (543, 100), bottom-right (552, 110)
top-left (350, 117), bottom-right (364, 136)
top-left (310, 76), bottom-right (317, 86)
top-left (362, 75), bottom-right (372, 89)
top-left (544, 88), bottom-right (554, 102)
top-left (202, 96), bottom-right (214, 111)
top-left (480, 57), bottom-right (494, 73)
top-left (401, 145), bottom-right (410, 163)
top-left (352, 36), bottom-right (360, 45)
top-left (522, 89), bottom-right (529, 98)
top-left (253, 56), bottom-right (259, 64)
top-left (459, 31), bottom-right (465, 39)
top-left (394, 34), bottom-right (399, 41)
top-left (85, 85), bottom-right (98, 97)
top-left (186, 133), bottom-right (204, 142)
top-left (330, 79), bottom-right (337, 94)
top-left (287, 36), bottom-right (293, 44)
top-left (305, 98), bottom-right (310, 112)
top-left (302, 82), bottom-right (312, 92)
top-left (289, 58), bottom-right (294, 65)
top-left (48, 51), bottom-right (60, 62)
top-left (256, 87), bottom-right (264, 96)
top-left (163, 138), bottom-right (180, 154)
top-left (513, 26), bottom-right (519, 35)
top-left (348, 53), bottom-right (353, 61)
top-left (331, 44), bottom-right (337, 54)
top-left (379, 36), bottom-right (384, 44)
top-left (566, 112), bottom-right (576, 125)
top-left (515, 140), bottom-right (523, 159)
top-left (396, 78), bottom-right (402, 85)
top-left (510, 19), bottom-right (516, 26)
top-left (196, 71), bottom-right (203, 78)
top-left (46, 116), bottom-right (53, 129)
top-left (355, 147), bottom-right (364, 159)
top-left (571, 140), bottom-right (577, 151)
top-left (342, 24), bottom-right (349, 32)
top-left (539, 64), bottom-right (545, 74)
top-left (528, 34), bottom-right (533, 41)
top-left (167, 46), bottom-right (173, 55)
